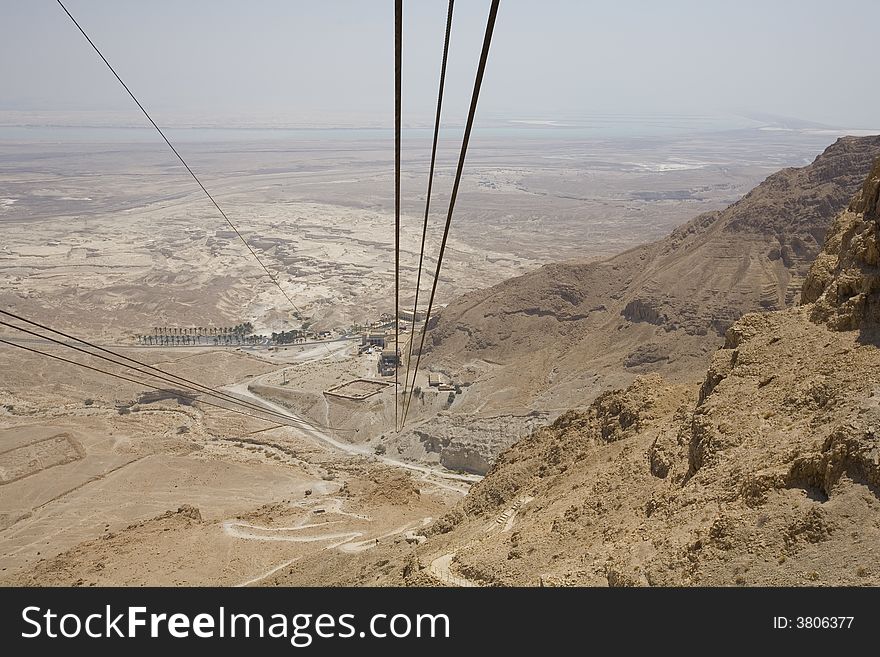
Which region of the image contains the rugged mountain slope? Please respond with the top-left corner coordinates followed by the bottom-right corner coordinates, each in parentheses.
top-left (385, 161), bottom-right (880, 586)
top-left (424, 136), bottom-right (880, 413)
top-left (803, 157), bottom-right (880, 332)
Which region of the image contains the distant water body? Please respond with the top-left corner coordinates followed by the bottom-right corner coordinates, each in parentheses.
top-left (0, 115), bottom-right (764, 143)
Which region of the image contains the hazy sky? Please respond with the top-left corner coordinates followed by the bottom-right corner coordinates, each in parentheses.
top-left (2, 0), bottom-right (878, 128)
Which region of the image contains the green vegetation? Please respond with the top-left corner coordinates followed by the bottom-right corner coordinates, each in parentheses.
top-left (270, 329), bottom-right (309, 345)
top-left (136, 323), bottom-right (262, 346)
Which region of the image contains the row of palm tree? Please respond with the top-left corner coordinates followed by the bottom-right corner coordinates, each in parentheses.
top-left (138, 322), bottom-right (258, 346)
top-left (147, 323), bottom-right (254, 338)
top-left (137, 333), bottom-right (266, 346)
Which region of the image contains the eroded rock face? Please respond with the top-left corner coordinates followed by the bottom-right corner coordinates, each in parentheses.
top-left (439, 445), bottom-right (492, 476)
top-left (401, 412), bottom-right (549, 476)
top-left (803, 158), bottom-right (880, 331)
top-left (624, 342), bottom-right (671, 370)
top-left (550, 374), bottom-right (668, 445)
top-left (787, 419), bottom-right (880, 499)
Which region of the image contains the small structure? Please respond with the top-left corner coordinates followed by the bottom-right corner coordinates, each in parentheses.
top-left (428, 373), bottom-right (442, 387)
top-left (362, 331), bottom-right (387, 348)
top-left (325, 378), bottom-right (392, 400)
top-left (379, 347), bottom-right (400, 377)
top-left (398, 308), bottom-right (424, 323)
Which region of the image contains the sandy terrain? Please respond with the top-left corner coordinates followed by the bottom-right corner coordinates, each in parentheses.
top-left (0, 340), bottom-right (467, 585)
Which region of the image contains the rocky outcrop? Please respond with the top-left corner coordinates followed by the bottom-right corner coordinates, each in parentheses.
top-left (623, 342), bottom-right (671, 369)
top-left (787, 419), bottom-right (880, 499)
top-left (439, 445), bottom-right (492, 476)
top-left (802, 158), bottom-right (880, 331)
top-left (622, 299), bottom-right (667, 326)
top-left (392, 412), bottom-right (549, 476)
top-left (551, 375), bottom-right (665, 444)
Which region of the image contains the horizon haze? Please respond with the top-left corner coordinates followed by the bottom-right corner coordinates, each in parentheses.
top-left (2, 0), bottom-right (879, 129)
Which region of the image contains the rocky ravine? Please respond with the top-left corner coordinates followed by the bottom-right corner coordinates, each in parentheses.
top-left (422, 136), bottom-right (880, 415)
top-left (335, 160), bottom-right (880, 586)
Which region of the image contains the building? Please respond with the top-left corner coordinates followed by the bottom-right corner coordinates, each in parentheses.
top-left (362, 331), bottom-right (387, 348)
top-left (398, 308), bottom-right (424, 323)
top-left (378, 347), bottom-right (400, 377)
top-left (428, 373), bottom-right (441, 387)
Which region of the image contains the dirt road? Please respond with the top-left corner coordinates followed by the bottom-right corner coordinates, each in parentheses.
top-left (222, 348), bottom-right (481, 492)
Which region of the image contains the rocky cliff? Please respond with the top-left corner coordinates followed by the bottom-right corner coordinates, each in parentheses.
top-left (802, 157), bottom-right (880, 331)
